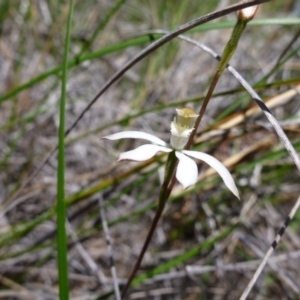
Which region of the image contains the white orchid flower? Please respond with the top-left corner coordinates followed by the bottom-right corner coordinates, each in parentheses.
top-left (103, 107), bottom-right (239, 199)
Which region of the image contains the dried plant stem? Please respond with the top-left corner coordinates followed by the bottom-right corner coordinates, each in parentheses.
top-left (239, 195), bottom-right (300, 300)
top-left (2, 145), bottom-right (57, 210)
top-left (98, 195), bottom-right (121, 299)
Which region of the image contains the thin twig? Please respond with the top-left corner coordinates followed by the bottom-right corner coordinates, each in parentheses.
top-left (241, 232), bottom-right (300, 295)
top-left (66, 220), bottom-right (108, 284)
top-left (98, 195), bottom-right (121, 300)
top-left (186, 250), bottom-right (300, 275)
top-left (1, 145), bottom-right (57, 209)
top-left (266, 27), bottom-right (300, 79)
top-left (239, 195), bottom-right (300, 299)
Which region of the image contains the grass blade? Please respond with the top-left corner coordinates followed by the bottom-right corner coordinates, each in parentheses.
top-left (56, 1), bottom-right (74, 299)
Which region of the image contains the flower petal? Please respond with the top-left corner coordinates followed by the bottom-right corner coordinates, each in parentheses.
top-left (119, 144), bottom-right (172, 161)
top-left (175, 151), bottom-right (198, 189)
top-left (183, 150), bottom-right (240, 199)
top-left (102, 131), bottom-right (167, 146)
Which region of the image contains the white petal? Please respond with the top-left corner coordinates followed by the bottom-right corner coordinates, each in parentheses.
top-left (170, 135), bottom-right (189, 150)
top-left (183, 150), bottom-right (240, 199)
top-left (102, 131), bottom-right (167, 146)
top-left (175, 151), bottom-right (198, 189)
top-left (119, 144), bottom-right (172, 161)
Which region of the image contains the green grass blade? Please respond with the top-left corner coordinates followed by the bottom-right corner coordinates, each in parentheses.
top-left (77, 0), bottom-right (126, 57)
top-left (56, 1), bottom-right (74, 299)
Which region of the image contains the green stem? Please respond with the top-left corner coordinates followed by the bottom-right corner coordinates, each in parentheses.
top-left (57, 1), bottom-right (74, 300)
top-left (187, 17), bottom-right (248, 149)
top-left (218, 18), bottom-right (247, 75)
top-left (121, 151), bottom-right (177, 299)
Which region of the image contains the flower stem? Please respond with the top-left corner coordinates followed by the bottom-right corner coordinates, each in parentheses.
top-left (187, 17), bottom-right (248, 149)
top-left (121, 7), bottom-right (255, 298)
top-left (121, 151), bottom-right (177, 299)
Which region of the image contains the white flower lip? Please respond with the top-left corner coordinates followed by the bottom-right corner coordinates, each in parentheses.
top-left (170, 120), bottom-right (194, 138)
top-left (175, 151), bottom-right (198, 189)
top-left (102, 117), bottom-right (239, 199)
top-left (170, 107), bottom-right (197, 150)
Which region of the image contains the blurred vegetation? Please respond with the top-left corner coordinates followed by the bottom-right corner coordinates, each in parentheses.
top-left (0, 0), bottom-right (300, 299)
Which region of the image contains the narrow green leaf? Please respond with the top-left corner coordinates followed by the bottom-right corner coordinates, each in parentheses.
top-left (56, 1), bottom-right (74, 299)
